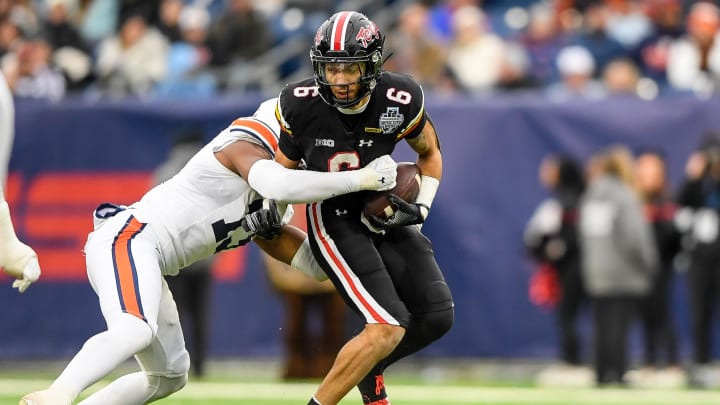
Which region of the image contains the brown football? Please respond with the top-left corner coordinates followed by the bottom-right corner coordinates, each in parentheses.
top-left (363, 162), bottom-right (421, 220)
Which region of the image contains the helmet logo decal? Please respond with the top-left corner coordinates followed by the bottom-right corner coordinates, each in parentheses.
top-left (379, 107), bottom-right (404, 134)
top-left (331, 11), bottom-right (354, 51)
top-left (314, 27), bottom-right (324, 46)
top-left (356, 23), bottom-right (380, 48)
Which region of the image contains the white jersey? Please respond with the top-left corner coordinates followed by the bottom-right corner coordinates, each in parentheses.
top-left (45, 99), bottom-right (325, 405)
top-left (128, 113), bottom-right (288, 276)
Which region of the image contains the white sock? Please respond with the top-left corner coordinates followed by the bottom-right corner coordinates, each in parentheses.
top-left (78, 372), bottom-right (153, 405)
top-left (79, 372), bottom-right (187, 405)
top-left (53, 314), bottom-right (153, 400)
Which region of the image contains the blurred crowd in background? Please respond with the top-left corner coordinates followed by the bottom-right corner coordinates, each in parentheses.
top-left (524, 135), bottom-right (720, 389)
top-left (4, 0), bottom-right (720, 101)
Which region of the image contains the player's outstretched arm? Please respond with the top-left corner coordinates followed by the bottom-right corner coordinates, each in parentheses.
top-left (0, 200), bottom-right (41, 292)
top-left (249, 151), bottom-right (397, 203)
top-left (216, 141), bottom-right (397, 204)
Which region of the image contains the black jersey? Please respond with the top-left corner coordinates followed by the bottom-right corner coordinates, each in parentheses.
top-left (277, 72), bottom-right (452, 338)
top-left (277, 72), bottom-right (427, 174)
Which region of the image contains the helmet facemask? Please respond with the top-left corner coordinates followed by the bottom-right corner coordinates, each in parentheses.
top-left (311, 51), bottom-right (382, 108)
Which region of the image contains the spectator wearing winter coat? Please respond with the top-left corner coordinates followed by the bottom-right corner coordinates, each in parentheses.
top-left (579, 145), bottom-right (658, 386)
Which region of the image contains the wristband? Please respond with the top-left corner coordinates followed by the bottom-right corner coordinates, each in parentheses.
top-left (416, 175), bottom-right (439, 208)
top-left (416, 203), bottom-right (430, 220)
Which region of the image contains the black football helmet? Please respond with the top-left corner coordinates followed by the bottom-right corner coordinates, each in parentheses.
top-left (310, 11), bottom-right (385, 108)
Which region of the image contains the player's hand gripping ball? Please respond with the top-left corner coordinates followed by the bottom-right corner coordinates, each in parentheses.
top-left (363, 162), bottom-right (421, 221)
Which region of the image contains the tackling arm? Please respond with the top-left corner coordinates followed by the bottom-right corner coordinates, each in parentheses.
top-left (251, 149), bottom-right (398, 203)
top-left (218, 142), bottom-right (397, 203)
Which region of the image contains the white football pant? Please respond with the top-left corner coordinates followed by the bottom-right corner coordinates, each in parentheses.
top-left (51, 210), bottom-right (190, 404)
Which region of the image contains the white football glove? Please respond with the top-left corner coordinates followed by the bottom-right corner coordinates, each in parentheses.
top-left (0, 200), bottom-right (41, 292)
top-left (6, 243), bottom-right (41, 293)
top-left (4, 244), bottom-right (41, 293)
top-left (357, 155), bottom-right (397, 191)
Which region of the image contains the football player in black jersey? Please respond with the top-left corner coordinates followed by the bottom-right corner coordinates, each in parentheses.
top-left (273, 11), bottom-right (454, 405)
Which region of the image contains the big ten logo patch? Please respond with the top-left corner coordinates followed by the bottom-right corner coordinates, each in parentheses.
top-left (2, 172), bottom-right (246, 282)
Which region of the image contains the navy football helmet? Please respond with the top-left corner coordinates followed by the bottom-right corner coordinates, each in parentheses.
top-left (310, 11), bottom-right (385, 108)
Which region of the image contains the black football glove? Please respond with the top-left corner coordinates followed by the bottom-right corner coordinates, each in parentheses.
top-left (368, 194), bottom-right (429, 230)
top-left (241, 199), bottom-right (282, 240)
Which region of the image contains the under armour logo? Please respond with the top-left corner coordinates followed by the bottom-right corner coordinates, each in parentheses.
top-left (335, 209), bottom-right (348, 216)
top-left (358, 139), bottom-right (374, 147)
top-left (379, 177), bottom-right (386, 184)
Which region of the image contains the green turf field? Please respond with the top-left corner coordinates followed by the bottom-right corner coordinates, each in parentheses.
top-left (2, 378), bottom-right (720, 405)
top-left (2, 359), bottom-right (717, 405)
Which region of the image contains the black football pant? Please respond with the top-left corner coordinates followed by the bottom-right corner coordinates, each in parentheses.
top-left (368, 226), bottom-right (454, 370)
top-left (306, 201), bottom-right (453, 399)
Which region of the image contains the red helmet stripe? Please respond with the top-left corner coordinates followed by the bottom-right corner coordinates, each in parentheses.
top-left (331, 11), bottom-right (353, 51)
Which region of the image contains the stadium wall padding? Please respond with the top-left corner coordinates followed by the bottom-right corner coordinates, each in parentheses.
top-left (2, 94), bottom-right (719, 361)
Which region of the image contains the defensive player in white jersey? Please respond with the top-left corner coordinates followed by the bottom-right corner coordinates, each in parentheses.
top-left (20, 98), bottom-right (398, 405)
top-left (0, 73), bottom-right (41, 292)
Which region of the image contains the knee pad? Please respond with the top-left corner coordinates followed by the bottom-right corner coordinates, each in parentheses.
top-left (421, 280), bottom-right (454, 313)
top-left (420, 306), bottom-right (454, 342)
top-left (106, 313), bottom-right (154, 353)
top-left (414, 280), bottom-right (453, 342)
top-left (171, 349), bottom-right (192, 377)
top-left (146, 373), bottom-right (188, 401)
